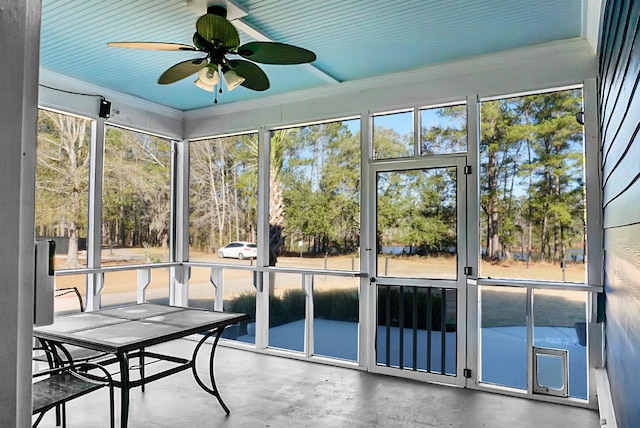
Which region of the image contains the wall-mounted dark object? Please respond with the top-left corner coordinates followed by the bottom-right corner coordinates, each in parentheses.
top-left (576, 111), bottom-right (584, 125)
top-left (99, 98), bottom-right (111, 118)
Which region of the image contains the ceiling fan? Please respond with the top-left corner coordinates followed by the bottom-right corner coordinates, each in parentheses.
top-left (107, 4), bottom-right (316, 103)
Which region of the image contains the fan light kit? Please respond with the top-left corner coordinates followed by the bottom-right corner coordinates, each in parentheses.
top-left (108, 3), bottom-right (316, 104)
top-left (194, 65), bottom-right (220, 92)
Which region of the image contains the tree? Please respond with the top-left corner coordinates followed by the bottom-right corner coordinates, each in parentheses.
top-left (36, 110), bottom-right (90, 268)
top-left (103, 127), bottom-right (171, 252)
top-left (318, 127), bottom-right (360, 250)
top-left (518, 91), bottom-right (583, 262)
top-left (480, 100), bottom-right (521, 260)
top-left (377, 168), bottom-right (456, 255)
top-left (278, 122), bottom-right (360, 256)
top-left (269, 129), bottom-right (289, 265)
top-left (475, 89), bottom-right (584, 265)
top-left (421, 105), bottom-right (467, 155)
top-left (189, 134), bottom-right (258, 253)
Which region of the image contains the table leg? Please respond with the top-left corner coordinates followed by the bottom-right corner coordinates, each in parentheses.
top-left (118, 352), bottom-right (130, 428)
top-left (191, 328), bottom-right (230, 414)
top-left (140, 348), bottom-right (145, 393)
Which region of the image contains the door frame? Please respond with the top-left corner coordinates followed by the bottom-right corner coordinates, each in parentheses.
top-left (364, 156), bottom-right (469, 386)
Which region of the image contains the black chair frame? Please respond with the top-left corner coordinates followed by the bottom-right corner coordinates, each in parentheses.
top-left (32, 346), bottom-right (115, 428)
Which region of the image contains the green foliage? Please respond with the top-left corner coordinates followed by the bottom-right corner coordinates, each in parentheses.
top-left (35, 110), bottom-right (91, 234)
top-left (269, 288), bottom-right (306, 326)
top-left (102, 126), bottom-right (172, 248)
top-left (226, 288), bottom-right (359, 329)
top-left (35, 110), bottom-right (92, 266)
top-left (421, 104), bottom-right (467, 154)
top-left (313, 288), bottom-right (359, 322)
top-left (377, 168), bottom-right (457, 254)
top-left (479, 89), bottom-right (585, 262)
top-left (189, 133), bottom-right (258, 252)
top-left (377, 287), bottom-right (455, 332)
top-left (276, 121), bottom-right (361, 254)
top-left (38, 89), bottom-right (585, 271)
top-left (225, 291), bottom-right (257, 315)
top-left (480, 289), bottom-right (585, 328)
top-left (372, 126), bottom-right (411, 159)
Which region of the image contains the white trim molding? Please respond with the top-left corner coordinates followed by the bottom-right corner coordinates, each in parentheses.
top-left (595, 368), bottom-right (618, 428)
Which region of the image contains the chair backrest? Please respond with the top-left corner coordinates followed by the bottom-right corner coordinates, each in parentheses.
top-left (32, 346), bottom-right (115, 428)
top-left (54, 286), bottom-right (84, 312)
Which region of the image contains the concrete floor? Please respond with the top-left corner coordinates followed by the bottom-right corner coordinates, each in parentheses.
top-left (35, 339), bottom-right (600, 428)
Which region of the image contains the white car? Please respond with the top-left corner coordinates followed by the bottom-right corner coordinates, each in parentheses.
top-left (217, 241), bottom-right (257, 260)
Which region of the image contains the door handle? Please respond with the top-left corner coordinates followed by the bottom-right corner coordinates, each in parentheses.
top-left (369, 277), bottom-right (376, 283)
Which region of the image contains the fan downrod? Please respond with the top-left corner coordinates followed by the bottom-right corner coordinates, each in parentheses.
top-left (207, 5), bottom-right (227, 18)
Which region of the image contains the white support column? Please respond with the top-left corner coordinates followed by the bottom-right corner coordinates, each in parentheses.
top-left (583, 78), bottom-right (604, 406)
top-left (170, 139), bottom-right (191, 306)
top-left (86, 118), bottom-right (105, 311)
top-left (360, 110), bottom-right (374, 369)
top-left (256, 127), bottom-right (270, 266)
top-left (583, 79), bottom-right (603, 288)
top-left (172, 139), bottom-right (191, 263)
top-left (255, 126), bottom-right (270, 350)
top-left (465, 95), bottom-right (481, 386)
top-left (0, 1), bottom-right (41, 424)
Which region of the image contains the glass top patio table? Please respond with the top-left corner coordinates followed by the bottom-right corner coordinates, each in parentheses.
top-left (33, 303), bottom-right (249, 428)
top-left (33, 303), bottom-right (248, 354)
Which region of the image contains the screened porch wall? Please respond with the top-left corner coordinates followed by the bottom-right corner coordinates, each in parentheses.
top-left (36, 33), bottom-right (602, 407)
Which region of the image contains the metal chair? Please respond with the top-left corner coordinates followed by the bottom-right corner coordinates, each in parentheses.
top-left (54, 287), bottom-right (85, 312)
top-left (33, 286), bottom-right (110, 426)
top-left (32, 347), bottom-right (115, 428)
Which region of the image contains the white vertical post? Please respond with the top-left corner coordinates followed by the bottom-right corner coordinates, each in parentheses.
top-left (86, 118), bottom-right (105, 311)
top-left (465, 94), bottom-right (481, 387)
top-left (360, 110), bottom-right (374, 369)
top-left (303, 274), bottom-right (314, 358)
top-left (210, 267), bottom-right (224, 311)
top-left (171, 139), bottom-right (190, 263)
top-left (170, 139), bottom-right (191, 307)
top-left (254, 271), bottom-right (268, 350)
top-left (0, 2), bottom-right (41, 424)
top-left (137, 268), bottom-right (151, 303)
top-left (85, 272), bottom-right (104, 312)
top-left (255, 127), bottom-right (270, 350)
top-left (583, 79), bottom-right (603, 406)
top-left (171, 265), bottom-right (190, 307)
top-left (526, 286), bottom-right (534, 395)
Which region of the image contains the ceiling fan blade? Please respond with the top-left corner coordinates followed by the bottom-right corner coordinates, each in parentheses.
top-left (196, 14), bottom-right (240, 49)
top-left (228, 60), bottom-right (270, 91)
top-left (237, 42), bottom-right (316, 65)
top-left (108, 42), bottom-right (197, 51)
top-left (158, 58), bottom-right (208, 84)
